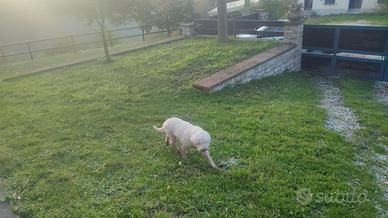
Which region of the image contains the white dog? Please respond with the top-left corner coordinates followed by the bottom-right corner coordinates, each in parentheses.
top-left (153, 117), bottom-right (218, 169)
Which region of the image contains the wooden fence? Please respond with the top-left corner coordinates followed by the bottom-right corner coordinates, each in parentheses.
top-left (0, 25), bottom-right (180, 64)
top-left (302, 24), bottom-right (388, 81)
top-left (194, 19), bottom-right (285, 38)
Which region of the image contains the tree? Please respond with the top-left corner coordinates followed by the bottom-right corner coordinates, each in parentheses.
top-left (250, 0), bottom-right (293, 20)
top-left (378, 0), bottom-right (388, 13)
top-left (49, 0), bottom-right (131, 62)
top-left (217, 0), bottom-right (228, 43)
top-left (153, 0), bottom-right (195, 36)
top-left (124, 0), bottom-right (155, 32)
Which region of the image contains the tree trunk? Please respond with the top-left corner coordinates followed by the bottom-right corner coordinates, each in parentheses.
top-left (244, 0), bottom-right (251, 15)
top-left (217, 0), bottom-right (228, 43)
top-left (98, 21), bottom-right (111, 62)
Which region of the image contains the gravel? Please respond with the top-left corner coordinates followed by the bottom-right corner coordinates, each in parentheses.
top-left (317, 78), bottom-right (360, 141)
top-left (376, 81), bottom-right (388, 105)
top-left (317, 78), bottom-right (387, 215)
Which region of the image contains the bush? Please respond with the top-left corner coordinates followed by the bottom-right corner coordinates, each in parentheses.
top-left (378, 0), bottom-right (388, 14)
top-left (250, 0), bottom-right (293, 20)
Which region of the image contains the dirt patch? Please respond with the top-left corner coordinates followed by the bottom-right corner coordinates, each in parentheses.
top-left (317, 78), bottom-right (360, 140)
top-left (376, 81), bottom-right (388, 105)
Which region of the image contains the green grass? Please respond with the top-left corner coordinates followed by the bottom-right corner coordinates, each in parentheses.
top-left (0, 32), bottom-right (180, 81)
top-left (339, 78), bottom-right (388, 212)
top-left (0, 38), bottom-right (380, 217)
top-left (306, 13), bottom-right (388, 25)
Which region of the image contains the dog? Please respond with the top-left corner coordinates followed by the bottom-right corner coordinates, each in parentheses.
top-left (153, 117), bottom-right (218, 169)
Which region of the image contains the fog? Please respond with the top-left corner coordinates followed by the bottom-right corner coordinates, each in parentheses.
top-left (0, 0), bottom-right (132, 44)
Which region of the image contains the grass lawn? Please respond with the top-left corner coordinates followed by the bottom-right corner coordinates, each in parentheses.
top-left (306, 13), bottom-right (388, 25)
top-left (0, 32), bottom-right (180, 81)
top-left (0, 38), bottom-right (381, 217)
top-left (339, 79), bottom-right (388, 212)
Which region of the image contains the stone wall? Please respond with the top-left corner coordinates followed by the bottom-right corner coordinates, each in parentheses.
top-left (193, 44), bottom-right (299, 92)
top-left (181, 23), bottom-right (196, 37)
top-left (211, 45), bottom-right (299, 92)
top-left (284, 22), bottom-right (304, 71)
top-left (190, 4), bottom-right (305, 92)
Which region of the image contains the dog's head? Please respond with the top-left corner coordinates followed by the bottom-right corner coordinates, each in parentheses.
top-left (191, 131), bottom-right (211, 152)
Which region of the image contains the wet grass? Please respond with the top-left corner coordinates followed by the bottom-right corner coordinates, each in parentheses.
top-left (0, 38), bottom-right (380, 217)
top-left (339, 78), bottom-right (388, 214)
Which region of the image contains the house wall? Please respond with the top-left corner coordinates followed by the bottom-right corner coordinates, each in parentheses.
top-left (361, 0), bottom-right (379, 11)
top-left (193, 0), bottom-right (216, 18)
top-left (298, 0), bottom-right (379, 15)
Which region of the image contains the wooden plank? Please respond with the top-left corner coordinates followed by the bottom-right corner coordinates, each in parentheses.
top-left (339, 29), bottom-right (386, 53)
top-left (303, 27), bottom-right (335, 48)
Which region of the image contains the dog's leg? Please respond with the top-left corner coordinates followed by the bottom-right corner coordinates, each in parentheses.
top-left (165, 135), bottom-right (170, 145)
top-left (179, 144), bottom-right (192, 159)
top-left (167, 134), bottom-right (180, 154)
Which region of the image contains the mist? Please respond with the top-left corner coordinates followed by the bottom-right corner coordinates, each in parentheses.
top-left (0, 0), bottom-right (131, 44)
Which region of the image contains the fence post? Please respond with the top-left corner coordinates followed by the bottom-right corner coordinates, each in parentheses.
top-left (0, 46), bottom-right (6, 65)
top-left (70, 35), bottom-right (76, 52)
top-left (233, 20), bottom-right (236, 38)
top-left (167, 25), bottom-right (171, 37)
top-left (108, 31), bottom-right (113, 46)
top-left (330, 27), bottom-right (340, 74)
top-left (26, 40), bottom-right (33, 60)
top-left (142, 28), bottom-right (145, 41)
top-left (181, 23), bottom-right (196, 37)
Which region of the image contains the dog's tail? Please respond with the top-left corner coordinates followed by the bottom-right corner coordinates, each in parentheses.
top-left (201, 150), bottom-right (219, 170)
top-left (153, 125), bottom-right (164, 133)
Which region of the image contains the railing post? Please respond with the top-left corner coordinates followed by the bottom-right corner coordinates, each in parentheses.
top-left (108, 31), bottom-right (113, 46)
top-left (26, 40), bottom-right (33, 60)
top-left (142, 28), bottom-right (145, 41)
top-left (380, 33), bottom-right (388, 81)
top-left (70, 35), bottom-right (76, 52)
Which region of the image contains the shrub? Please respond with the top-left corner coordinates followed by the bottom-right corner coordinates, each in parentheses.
top-left (250, 0), bottom-right (293, 20)
top-left (378, 0), bottom-right (388, 14)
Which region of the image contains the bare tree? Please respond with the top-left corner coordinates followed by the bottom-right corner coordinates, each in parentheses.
top-left (49, 0), bottom-right (133, 62)
top-left (217, 0), bottom-right (228, 43)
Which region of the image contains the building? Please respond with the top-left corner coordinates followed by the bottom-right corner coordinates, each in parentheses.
top-left (193, 0), bottom-right (216, 18)
top-left (208, 0), bottom-right (261, 17)
top-left (299, 0), bottom-right (380, 15)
